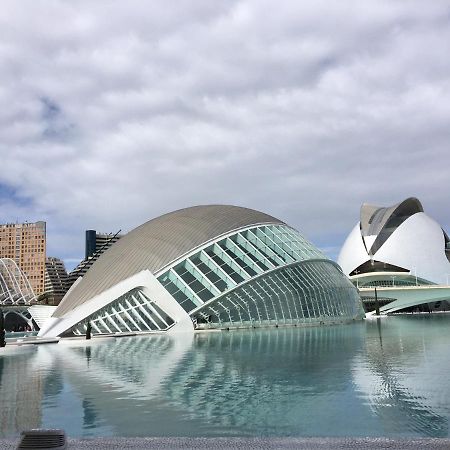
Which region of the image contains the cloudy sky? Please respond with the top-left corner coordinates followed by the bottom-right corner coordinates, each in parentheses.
top-left (1, 0), bottom-right (449, 270)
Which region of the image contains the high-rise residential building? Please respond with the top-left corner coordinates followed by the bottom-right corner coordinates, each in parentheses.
top-left (0, 221), bottom-right (46, 294)
top-left (67, 230), bottom-right (122, 288)
top-left (85, 230), bottom-right (122, 260)
top-left (44, 256), bottom-right (69, 305)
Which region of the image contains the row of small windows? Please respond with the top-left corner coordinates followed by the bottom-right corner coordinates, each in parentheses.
top-left (158, 225), bottom-right (324, 313)
top-left (357, 279), bottom-right (433, 288)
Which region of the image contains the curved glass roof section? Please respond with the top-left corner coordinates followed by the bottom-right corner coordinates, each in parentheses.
top-left (54, 205), bottom-right (285, 317)
top-left (359, 197), bottom-right (423, 256)
top-left (190, 259), bottom-right (364, 328)
top-left (157, 224), bottom-right (326, 314)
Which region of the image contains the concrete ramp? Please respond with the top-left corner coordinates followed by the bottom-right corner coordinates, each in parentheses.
top-left (28, 305), bottom-right (57, 329)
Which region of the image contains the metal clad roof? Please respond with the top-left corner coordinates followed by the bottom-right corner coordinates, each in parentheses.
top-left (360, 197), bottom-right (423, 238)
top-left (54, 205), bottom-right (284, 317)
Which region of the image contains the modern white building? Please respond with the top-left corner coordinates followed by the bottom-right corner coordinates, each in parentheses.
top-left (39, 205), bottom-right (364, 338)
top-left (338, 197), bottom-right (450, 313)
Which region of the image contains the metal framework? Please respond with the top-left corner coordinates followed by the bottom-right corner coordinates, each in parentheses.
top-left (0, 258), bottom-right (36, 305)
top-left (62, 225), bottom-right (363, 336)
top-left (71, 288), bottom-right (175, 336)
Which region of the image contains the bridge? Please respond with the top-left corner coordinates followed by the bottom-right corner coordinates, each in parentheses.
top-left (360, 285), bottom-right (450, 315)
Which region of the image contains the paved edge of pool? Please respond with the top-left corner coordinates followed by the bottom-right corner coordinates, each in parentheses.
top-left (2, 437), bottom-right (450, 449)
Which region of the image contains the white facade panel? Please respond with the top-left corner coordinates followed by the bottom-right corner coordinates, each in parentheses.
top-left (375, 213), bottom-right (450, 284)
top-left (337, 223), bottom-right (369, 276)
top-left (338, 198), bottom-right (450, 289)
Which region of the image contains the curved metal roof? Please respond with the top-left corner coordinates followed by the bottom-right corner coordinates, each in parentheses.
top-left (360, 197), bottom-right (423, 255)
top-left (54, 205), bottom-right (284, 317)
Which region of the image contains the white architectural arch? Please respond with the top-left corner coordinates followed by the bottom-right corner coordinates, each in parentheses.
top-left (0, 258), bottom-right (36, 305)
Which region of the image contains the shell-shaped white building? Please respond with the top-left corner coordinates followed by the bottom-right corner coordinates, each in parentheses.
top-left (39, 205), bottom-right (364, 337)
top-left (338, 198), bottom-right (450, 313)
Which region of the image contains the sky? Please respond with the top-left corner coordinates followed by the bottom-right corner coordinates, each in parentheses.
top-left (1, 0), bottom-right (449, 271)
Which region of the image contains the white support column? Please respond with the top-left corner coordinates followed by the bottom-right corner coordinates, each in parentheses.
top-left (118, 303), bottom-right (142, 331)
top-left (98, 317), bottom-right (113, 333)
top-left (110, 306), bottom-right (132, 332)
top-left (104, 314), bottom-right (123, 332)
top-left (134, 293), bottom-right (162, 329)
top-left (125, 298), bottom-right (152, 330)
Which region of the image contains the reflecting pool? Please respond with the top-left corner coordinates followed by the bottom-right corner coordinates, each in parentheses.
top-left (1, 314), bottom-right (449, 438)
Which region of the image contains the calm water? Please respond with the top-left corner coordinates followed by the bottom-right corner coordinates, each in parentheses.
top-left (1, 315), bottom-right (449, 438)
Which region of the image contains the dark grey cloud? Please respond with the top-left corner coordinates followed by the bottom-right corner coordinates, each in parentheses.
top-left (0, 0), bottom-right (449, 267)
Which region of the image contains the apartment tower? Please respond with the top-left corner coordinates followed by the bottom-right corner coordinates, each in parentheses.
top-left (0, 221), bottom-right (46, 294)
top-left (44, 256), bottom-right (69, 305)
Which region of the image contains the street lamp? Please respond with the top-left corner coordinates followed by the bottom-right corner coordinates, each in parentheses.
top-left (354, 269), bottom-right (360, 289)
top-left (412, 267), bottom-right (418, 286)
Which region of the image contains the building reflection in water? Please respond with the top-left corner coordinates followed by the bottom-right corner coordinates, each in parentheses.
top-left (1, 317), bottom-right (449, 438)
top-left (0, 347), bottom-right (43, 435)
top-left (352, 315), bottom-right (450, 437)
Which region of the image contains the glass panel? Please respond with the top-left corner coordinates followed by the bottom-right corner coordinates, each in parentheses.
top-left (192, 260), bottom-right (362, 329)
top-left (70, 289), bottom-right (175, 335)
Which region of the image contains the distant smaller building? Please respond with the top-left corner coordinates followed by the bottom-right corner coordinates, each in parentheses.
top-left (67, 230), bottom-right (122, 289)
top-left (44, 257), bottom-right (69, 305)
top-left (85, 230), bottom-right (122, 260)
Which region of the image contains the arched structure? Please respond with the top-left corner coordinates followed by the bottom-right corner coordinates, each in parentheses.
top-left (2, 306), bottom-right (34, 331)
top-left (39, 205), bottom-right (364, 337)
top-left (0, 258), bottom-right (36, 305)
top-left (338, 197), bottom-right (450, 313)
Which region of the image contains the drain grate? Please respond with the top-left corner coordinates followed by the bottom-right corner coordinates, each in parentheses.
top-left (17, 429), bottom-right (67, 449)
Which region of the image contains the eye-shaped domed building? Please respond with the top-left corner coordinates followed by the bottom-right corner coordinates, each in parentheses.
top-left (40, 205), bottom-right (364, 337)
top-left (338, 197), bottom-right (450, 314)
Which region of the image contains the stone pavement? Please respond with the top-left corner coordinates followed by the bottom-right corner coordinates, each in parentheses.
top-left (2, 437), bottom-right (450, 449)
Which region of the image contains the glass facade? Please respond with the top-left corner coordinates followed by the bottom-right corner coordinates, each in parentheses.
top-left (71, 288), bottom-right (174, 336)
top-left (357, 278), bottom-right (434, 288)
top-left (66, 223), bottom-right (363, 336)
top-left (157, 224), bottom-right (363, 328)
top-left (192, 260), bottom-right (362, 329)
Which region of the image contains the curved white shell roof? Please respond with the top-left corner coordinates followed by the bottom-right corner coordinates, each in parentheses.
top-left (338, 198), bottom-right (450, 284)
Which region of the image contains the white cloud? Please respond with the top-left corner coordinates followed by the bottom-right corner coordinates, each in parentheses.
top-left (0, 0), bottom-right (449, 266)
